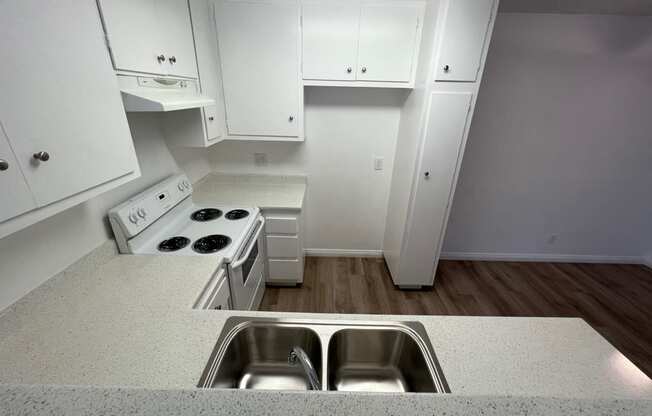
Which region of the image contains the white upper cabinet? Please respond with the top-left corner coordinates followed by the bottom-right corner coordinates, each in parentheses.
top-left (436, 0), bottom-right (496, 82)
top-left (302, 0), bottom-right (424, 86)
top-left (216, 0), bottom-right (302, 139)
top-left (357, 3), bottom-right (422, 82)
top-left (163, 0), bottom-right (226, 148)
top-left (0, 0), bottom-right (140, 236)
top-left (98, 0), bottom-right (198, 78)
top-left (0, 124), bottom-right (37, 223)
top-left (301, 1), bottom-right (360, 81)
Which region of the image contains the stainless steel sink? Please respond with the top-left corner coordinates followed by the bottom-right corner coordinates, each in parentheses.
top-left (198, 321), bottom-right (322, 390)
top-left (198, 317), bottom-right (450, 393)
top-left (327, 328), bottom-right (440, 392)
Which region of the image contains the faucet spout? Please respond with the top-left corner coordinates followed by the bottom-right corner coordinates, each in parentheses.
top-left (288, 346), bottom-right (321, 390)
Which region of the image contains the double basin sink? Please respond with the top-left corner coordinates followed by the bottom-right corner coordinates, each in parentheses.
top-left (198, 317), bottom-right (450, 393)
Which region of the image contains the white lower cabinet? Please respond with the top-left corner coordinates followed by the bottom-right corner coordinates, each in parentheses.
top-left (263, 210), bottom-right (304, 285)
top-left (206, 276), bottom-right (231, 311)
top-left (268, 259), bottom-right (302, 283)
top-left (400, 92), bottom-right (473, 285)
top-left (266, 235), bottom-right (300, 258)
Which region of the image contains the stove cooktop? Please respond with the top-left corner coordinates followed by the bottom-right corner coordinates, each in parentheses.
top-left (127, 201), bottom-right (260, 262)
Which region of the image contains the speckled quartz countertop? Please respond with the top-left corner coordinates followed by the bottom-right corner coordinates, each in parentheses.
top-left (0, 240), bottom-right (651, 415)
top-left (192, 172), bottom-right (307, 210)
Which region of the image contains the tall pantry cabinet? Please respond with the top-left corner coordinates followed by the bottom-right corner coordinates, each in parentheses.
top-left (383, 0), bottom-right (498, 288)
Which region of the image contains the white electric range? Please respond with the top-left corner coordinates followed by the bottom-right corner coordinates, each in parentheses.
top-left (108, 174), bottom-right (266, 311)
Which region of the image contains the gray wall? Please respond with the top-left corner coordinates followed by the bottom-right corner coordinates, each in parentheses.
top-left (443, 13), bottom-right (652, 262)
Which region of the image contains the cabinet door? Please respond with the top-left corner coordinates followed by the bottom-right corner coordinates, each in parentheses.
top-left (402, 92), bottom-right (472, 286)
top-left (158, 0), bottom-right (198, 78)
top-left (302, 1), bottom-right (360, 81)
top-left (216, 0), bottom-right (301, 137)
top-left (0, 0), bottom-right (139, 207)
top-left (0, 124), bottom-right (37, 222)
top-left (97, 0), bottom-right (166, 76)
top-left (436, 0), bottom-right (495, 82)
top-left (356, 3), bottom-right (422, 82)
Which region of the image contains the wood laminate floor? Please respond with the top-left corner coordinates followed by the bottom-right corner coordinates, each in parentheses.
top-left (260, 257), bottom-right (652, 378)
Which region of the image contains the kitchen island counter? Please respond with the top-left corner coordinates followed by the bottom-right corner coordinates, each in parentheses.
top-left (0, 241), bottom-right (650, 414)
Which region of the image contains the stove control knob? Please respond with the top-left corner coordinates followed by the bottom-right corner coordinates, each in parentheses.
top-left (178, 181), bottom-right (185, 192)
top-left (183, 180), bottom-right (191, 189)
top-left (128, 211), bottom-right (139, 224)
top-left (137, 208), bottom-right (147, 219)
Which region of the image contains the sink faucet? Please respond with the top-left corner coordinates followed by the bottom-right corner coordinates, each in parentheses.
top-left (288, 346), bottom-right (321, 390)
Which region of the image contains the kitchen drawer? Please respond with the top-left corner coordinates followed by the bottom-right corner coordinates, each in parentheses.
top-left (265, 216), bottom-right (298, 235)
top-left (206, 276), bottom-right (230, 311)
top-left (267, 259), bottom-right (301, 283)
top-left (266, 235), bottom-right (299, 258)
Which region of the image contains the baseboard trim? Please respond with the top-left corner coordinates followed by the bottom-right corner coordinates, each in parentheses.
top-left (440, 251), bottom-right (646, 265)
top-left (304, 248), bottom-right (383, 258)
top-left (643, 255), bottom-right (652, 270)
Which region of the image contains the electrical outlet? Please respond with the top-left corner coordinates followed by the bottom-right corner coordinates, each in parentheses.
top-left (374, 156), bottom-right (384, 171)
top-left (254, 153), bottom-right (267, 166)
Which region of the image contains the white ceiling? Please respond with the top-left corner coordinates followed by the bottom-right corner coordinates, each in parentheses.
top-left (499, 0), bottom-right (652, 16)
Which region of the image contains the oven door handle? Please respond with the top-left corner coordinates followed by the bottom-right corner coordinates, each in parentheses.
top-left (231, 216), bottom-right (265, 269)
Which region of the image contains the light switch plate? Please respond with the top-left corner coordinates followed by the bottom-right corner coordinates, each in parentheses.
top-left (374, 156), bottom-right (384, 171)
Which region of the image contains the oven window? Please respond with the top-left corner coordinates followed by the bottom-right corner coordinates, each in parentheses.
top-left (242, 241), bottom-right (258, 284)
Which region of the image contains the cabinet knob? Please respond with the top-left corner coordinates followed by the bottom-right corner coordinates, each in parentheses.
top-left (288, 115), bottom-right (294, 122)
top-left (443, 64), bottom-right (450, 72)
top-left (424, 171), bottom-right (430, 178)
top-left (157, 54), bottom-right (166, 63)
top-left (346, 67), bottom-right (352, 73)
top-left (33, 151), bottom-right (50, 162)
top-left (208, 116), bottom-right (215, 121)
top-left (169, 56), bottom-right (177, 64)
top-left (213, 305), bottom-right (222, 310)
top-left (361, 67), bottom-right (367, 73)
top-left (0, 159), bottom-right (8, 171)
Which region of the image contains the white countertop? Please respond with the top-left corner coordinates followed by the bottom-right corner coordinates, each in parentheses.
top-left (0, 240), bottom-right (650, 401)
top-left (192, 172), bottom-right (307, 210)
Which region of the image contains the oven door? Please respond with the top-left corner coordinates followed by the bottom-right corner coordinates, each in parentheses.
top-left (227, 216), bottom-right (266, 310)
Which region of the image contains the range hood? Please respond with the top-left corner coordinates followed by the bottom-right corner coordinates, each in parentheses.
top-left (117, 75), bottom-right (215, 112)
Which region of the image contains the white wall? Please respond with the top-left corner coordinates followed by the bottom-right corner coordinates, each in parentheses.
top-left (208, 87), bottom-right (405, 253)
top-left (0, 113), bottom-right (210, 311)
top-left (443, 13), bottom-right (652, 262)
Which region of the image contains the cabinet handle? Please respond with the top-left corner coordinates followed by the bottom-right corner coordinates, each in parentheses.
top-left (361, 67), bottom-right (367, 73)
top-left (346, 67), bottom-right (352, 73)
top-left (0, 159), bottom-right (8, 171)
top-left (443, 65), bottom-right (450, 72)
top-left (288, 115), bottom-right (294, 122)
top-left (157, 54), bottom-right (166, 63)
top-left (33, 151), bottom-right (50, 162)
top-left (213, 305), bottom-right (222, 310)
top-left (169, 56), bottom-right (177, 64)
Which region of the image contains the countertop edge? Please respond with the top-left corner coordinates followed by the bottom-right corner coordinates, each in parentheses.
top-left (1, 384), bottom-right (650, 416)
